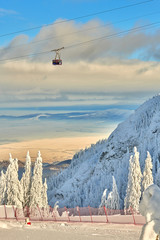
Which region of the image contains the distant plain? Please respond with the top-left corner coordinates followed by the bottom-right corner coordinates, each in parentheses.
top-left (0, 136), bottom-right (106, 163)
top-left (0, 105), bottom-right (135, 163)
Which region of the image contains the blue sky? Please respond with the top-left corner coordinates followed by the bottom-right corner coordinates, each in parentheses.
top-left (0, 0), bottom-right (159, 44)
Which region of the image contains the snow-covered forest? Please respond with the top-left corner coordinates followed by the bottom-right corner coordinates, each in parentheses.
top-left (47, 95), bottom-right (160, 209)
top-left (0, 151), bottom-right (48, 209)
top-left (1, 96), bottom-right (160, 212)
top-left (48, 145), bottom-right (154, 210)
top-left (98, 147), bottom-right (154, 212)
top-left (0, 146), bottom-right (155, 212)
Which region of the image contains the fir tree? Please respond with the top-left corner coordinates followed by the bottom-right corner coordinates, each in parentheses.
top-left (142, 151), bottom-right (153, 193)
top-left (111, 176), bottom-right (120, 210)
top-left (3, 154), bottom-right (13, 204)
top-left (105, 176), bottom-right (120, 210)
top-left (124, 147), bottom-right (142, 212)
top-left (6, 157), bottom-right (23, 208)
top-left (124, 155), bottom-right (133, 211)
top-left (106, 192), bottom-right (112, 209)
top-left (99, 189), bottom-right (107, 208)
top-left (21, 151), bottom-right (32, 207)
top-left (30, 151), bottom-right (43, 208)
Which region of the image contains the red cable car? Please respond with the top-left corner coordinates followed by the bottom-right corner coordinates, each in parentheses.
top-left (52, 59), bottom-right (62, 65)
top-left (51, 47), bottom-right (64, 66)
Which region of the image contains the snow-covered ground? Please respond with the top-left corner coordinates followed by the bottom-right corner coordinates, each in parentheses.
top-left (0, 221), bottom-right (142, 240)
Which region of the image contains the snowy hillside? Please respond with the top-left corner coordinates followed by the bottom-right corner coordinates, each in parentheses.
top-left (48, 95), bottom-right (160, 208)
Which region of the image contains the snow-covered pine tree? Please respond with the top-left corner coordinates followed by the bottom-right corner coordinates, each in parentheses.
top-left (105, 176), bottom-right (120, 210)
top-left (124, 155), bottom-right (133, 211)
top-left (99, 189), bottom-right (107, 208)
top-left (3, 153), bottom-right (13, 204)
top-left (142, 151), bottom-right (153, 193)
top-left (0, 171), bottom-right (6, 204)
top-left (30, 151), bottom-right (43, 208)
top-left (111, 176), bottom-right (120, 210)
top-left (6, 156), bottom-right (23, 208)
top-left (21, 151), bottom-right (32, 207)
top-left (42, 178), bottom-right (48, 209)
top-left (106, 192), bottom-right (112, 209)
top-left (119, 148), bottom-right (130, 201)
top-left (124, 147), bottom-right (142, 212)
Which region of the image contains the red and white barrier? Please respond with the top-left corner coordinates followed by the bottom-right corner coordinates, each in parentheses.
top-left (0, 205), bottom-right (146, 225)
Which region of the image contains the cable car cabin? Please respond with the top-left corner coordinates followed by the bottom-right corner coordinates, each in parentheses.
top-left (51, 47), bottom-right (64, 65)
top-left (52, 59), bottom-right (62, 65)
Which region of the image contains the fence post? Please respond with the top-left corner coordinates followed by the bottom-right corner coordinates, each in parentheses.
top-left (37, 205), bottom-right (43, 221)
top-left (64, 207), bottom-right (70, 222)
top-left (4, 205), bottom-right (7, 219)
top-left (103, 206), bottom-right (109, 223)
top-left (77, 206), bottom-right (81, 222)
top-left (130, 206), bottom-right (136, 225)
top-left (12, 205), bottom-right (18, 221)
top-left (88, 206), bottom-right (93, 223)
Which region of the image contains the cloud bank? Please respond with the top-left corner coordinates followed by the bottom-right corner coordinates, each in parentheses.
top-left (0, 19), bottom-right (160, 107)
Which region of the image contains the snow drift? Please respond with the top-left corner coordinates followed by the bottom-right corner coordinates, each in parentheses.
top-left (139, 184), bottom-right (160, 240)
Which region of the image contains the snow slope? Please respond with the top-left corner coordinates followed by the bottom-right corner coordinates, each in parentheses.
top-left (0, 221), bottom-right (141, 240)
top-left (48, 95), bottom-right (160, 208)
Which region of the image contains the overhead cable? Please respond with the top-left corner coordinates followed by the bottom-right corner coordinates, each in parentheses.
top-left (0, 0), bottom-right (154, 38)
top-left (0, 20), bottom-right (159, 63)
top-left (4, 10), bottom-right (160, 50)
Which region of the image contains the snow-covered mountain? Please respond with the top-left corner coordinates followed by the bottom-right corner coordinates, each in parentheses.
top-left (48, 95), bottom-right (160, 208)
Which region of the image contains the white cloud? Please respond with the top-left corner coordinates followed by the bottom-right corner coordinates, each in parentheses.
top-left (1, 19), bottom-right (160, 63)
top-left (0, 58), bottom-right (159, 107)
top-left (0, 8), bottom-right (17, 17)
top-left (0, 19), bottom-right (160, 107)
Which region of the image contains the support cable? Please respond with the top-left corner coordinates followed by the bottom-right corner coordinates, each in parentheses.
top-left (0, 0), bottom-right (154, 38)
